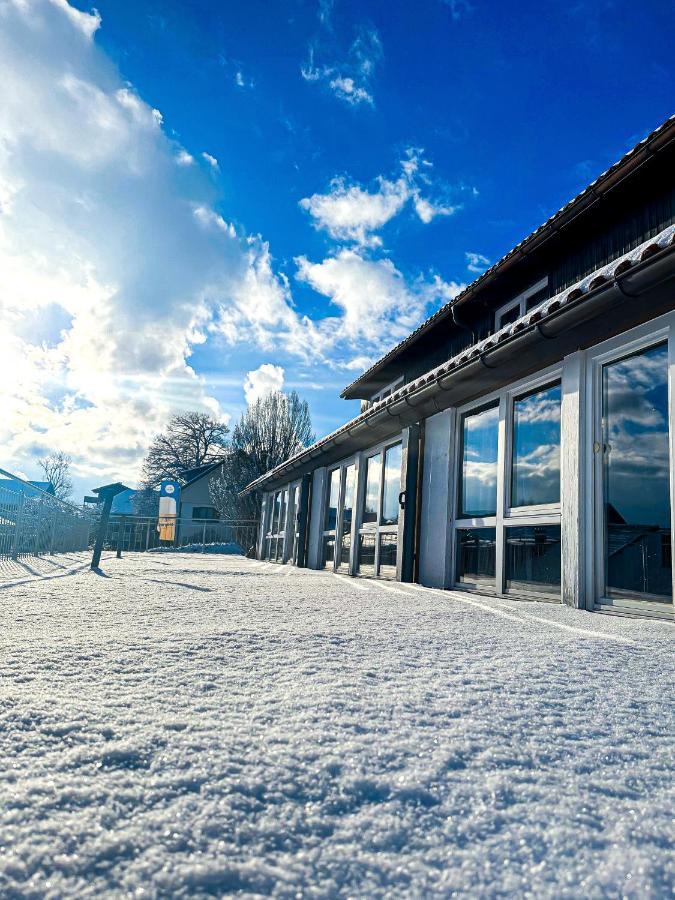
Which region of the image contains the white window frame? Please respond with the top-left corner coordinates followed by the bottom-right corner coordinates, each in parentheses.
top-left (451, 362), bottom-right (563, 601)
top-left (321, 456), bottom-right (357, 572)
top-left (371, 377), bottom-right (404, 404)
top-left (495, 277), bottom-right (548, 331)
top-left (355, 436), bottom-right (403, 579)
top-left (584, 313), bottom-right (675, 617)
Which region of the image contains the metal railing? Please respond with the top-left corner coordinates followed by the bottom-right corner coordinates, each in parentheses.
top-left (100, 515), bottom-right (259, 555)
top-left (0, 467), bottom-right (91, 560)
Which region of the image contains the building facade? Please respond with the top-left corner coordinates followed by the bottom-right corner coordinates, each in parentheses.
top-left (246, 117), bottom-right (675, 621)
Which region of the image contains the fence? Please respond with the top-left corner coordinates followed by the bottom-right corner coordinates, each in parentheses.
top-left (101, 515), bottom-right (259, 555)
top-left (0, 467), bottom-right (91, 560)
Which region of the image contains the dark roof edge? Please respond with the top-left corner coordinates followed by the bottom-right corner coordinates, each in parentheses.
top-left (181, 460), bottom-right (224, 488)
top-left (341, 114), bottom-right (675, 399)
top-left (243, 226), bottom-right (675, 494)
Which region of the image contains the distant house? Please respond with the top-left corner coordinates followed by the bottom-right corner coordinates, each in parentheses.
top-left (0, 479), bottom-right (55, 506)
top-left (177, 461), bottom-right (225, 539)
top-left (246, 115), bottom-right (675, 622)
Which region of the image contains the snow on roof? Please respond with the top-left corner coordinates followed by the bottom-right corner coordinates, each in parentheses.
top-left (244, 223), bottom-right (675, 494)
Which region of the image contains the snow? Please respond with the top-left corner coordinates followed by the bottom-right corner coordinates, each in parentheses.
top-left (0, 552), bottom-right (672, 898)
top-left (149, 542), bottom-right (244, 555)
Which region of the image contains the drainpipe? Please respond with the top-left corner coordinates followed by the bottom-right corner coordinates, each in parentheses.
top-left (450, 302), bottom-right (476, 345)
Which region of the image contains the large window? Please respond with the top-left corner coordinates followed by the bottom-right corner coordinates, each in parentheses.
top-left (601, 342), bottom-right (671, 602)
top-left (511, 383), bottom-right (561, 509)
top-left (459, 404), bottom-right (499, 518)
top-left (357, 441), bottom-right (402, 579)
top-left (322, 461), bottom-right (356, 571)
top-left (454, 372), bottom-right (562, 599)
top-left (264, 486), bottom-right (291, 562)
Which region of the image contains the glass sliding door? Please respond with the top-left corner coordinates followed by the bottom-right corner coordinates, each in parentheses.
top-left (357, 441), bottom-right (402, 578)
top-left (600, 342), bottom-right (672, 604)
top-left (322, 468), bottom-right (341, 569)
top-left (337, 465), bottom-right (355, 571)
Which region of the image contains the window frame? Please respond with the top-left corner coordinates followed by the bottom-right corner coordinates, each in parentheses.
top-left (494, 277), bottom-right (548, 332)
top-left (452, 362), bottom-right (563, 600)
top-left (371, 376), bottom-right (404, 404)
top-left (356, 437), bottom-right (403, 578)
top-left (585, 317), bottom-right (675, 616)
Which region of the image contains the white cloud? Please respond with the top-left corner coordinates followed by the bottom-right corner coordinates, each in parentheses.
top-left (175, 148), bottom-right (194, 166)
top-left (0, 0), bottom-right (282, 488)
top-left (300, 149), bottom-right (461, 247)
top-left (301, 27), bottom-right (382, 107)
top-left (244, 364), bottom-right (285, 405)
top-left (466, 251), bottom-right (491, 274)
top-left (202, 152), bottom-right (219, 170)
top-left (299, 176), bottom-right (408, 246)
top-left (295, 250), bottom-right (465, 349)
top-left (48, 0), bottom-right (101, 38)
top-left (0, 0), bottom-right (469, 493)
top-left (328, 76), bottom-right (373, 106)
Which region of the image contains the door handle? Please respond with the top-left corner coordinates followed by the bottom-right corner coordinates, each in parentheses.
top-left (398, 490), bottom-right (406, 509)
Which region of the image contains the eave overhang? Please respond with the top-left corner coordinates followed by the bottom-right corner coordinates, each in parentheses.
top-left (341, 115), bottom-right (675, 401)
top-left (242, 225), bottom-right (675, 496)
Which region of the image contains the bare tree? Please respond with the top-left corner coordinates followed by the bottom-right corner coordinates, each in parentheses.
top-left (141, 412), bottom-right (229, 487)
top-left (132, 484), bottom-right (160, 517)
top-left (210, 391), bottom-right (314, 518)
top-left (38, 451), bottom-right (73, 501)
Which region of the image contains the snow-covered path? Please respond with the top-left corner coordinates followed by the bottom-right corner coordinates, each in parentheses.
top-left (0, 552), bottom-right (672, 898)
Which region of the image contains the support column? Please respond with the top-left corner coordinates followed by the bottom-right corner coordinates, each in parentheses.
top-left (418, 408), bottom-right (455, 588)
top-left (561, 350), bottom-right (586, 608)
top-left (396, 423), bottom-right (421, 582)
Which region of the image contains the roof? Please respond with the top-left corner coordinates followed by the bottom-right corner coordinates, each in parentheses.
top-left (0, 479), bottom-right (55, 496)
top-left (243, 222), bottom-right (675, 494)
top-left (92, 482), bottom-right (130, 497)
top-left (341, 114), bottom-right (675, 400)
top-left (181, 461), bottom-right (223, 488)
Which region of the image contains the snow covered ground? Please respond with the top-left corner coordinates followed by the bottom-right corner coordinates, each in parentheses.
top-left (0, 552), bottom-right (672, 898)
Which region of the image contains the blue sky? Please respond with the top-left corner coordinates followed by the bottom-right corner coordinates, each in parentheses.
top-left (0, 0), bottom-right (672, 500)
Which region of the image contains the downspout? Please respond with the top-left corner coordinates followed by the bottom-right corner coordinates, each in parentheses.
top-left (450, 302), bottom-right (476, 346)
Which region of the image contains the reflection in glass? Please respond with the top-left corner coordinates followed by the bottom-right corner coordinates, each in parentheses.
top-left (603, 342), bottom-right (672, 601)
top-left (456, 528), bottom-right (496, 588)
top-left (505, 525), bottom-right (561, 596)
top-left (498, 305), bottom-right (520, 329)
top-left (379, 534), bottom-right (398, 578)
top-left (279, 489), bottom-right (288, 534)
top-left (323, 536), bottom-right (335, 569)
top-left (342, 466), bottom-right (355, 534)
top-left (325, 469), bottom-right (340, 531)
top-left (272, 492), bottom-right (281, 534)
top-left (381, 444), bottom-right (402, 525)
top-left (339, 466), bottom-right (356, 568)
top-left (358, 533), bottom-right (376, 575)
top-left (512, 383), bottom-right (561, 507)
top-left (459, 405), bottom-right (499, 518)
top-left (363, 454), bottom-right (382, 523)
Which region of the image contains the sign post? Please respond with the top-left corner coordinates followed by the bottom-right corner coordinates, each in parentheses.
top-left (89, 482), bottom-right (129, 570)
top-left (158, 481), bottom-right (181, 544)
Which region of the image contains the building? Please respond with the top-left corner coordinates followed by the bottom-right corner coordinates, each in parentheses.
top-left (246, 116), bottom-right (675, 621)
top-left (176, 462), bottom-right (224, 540)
